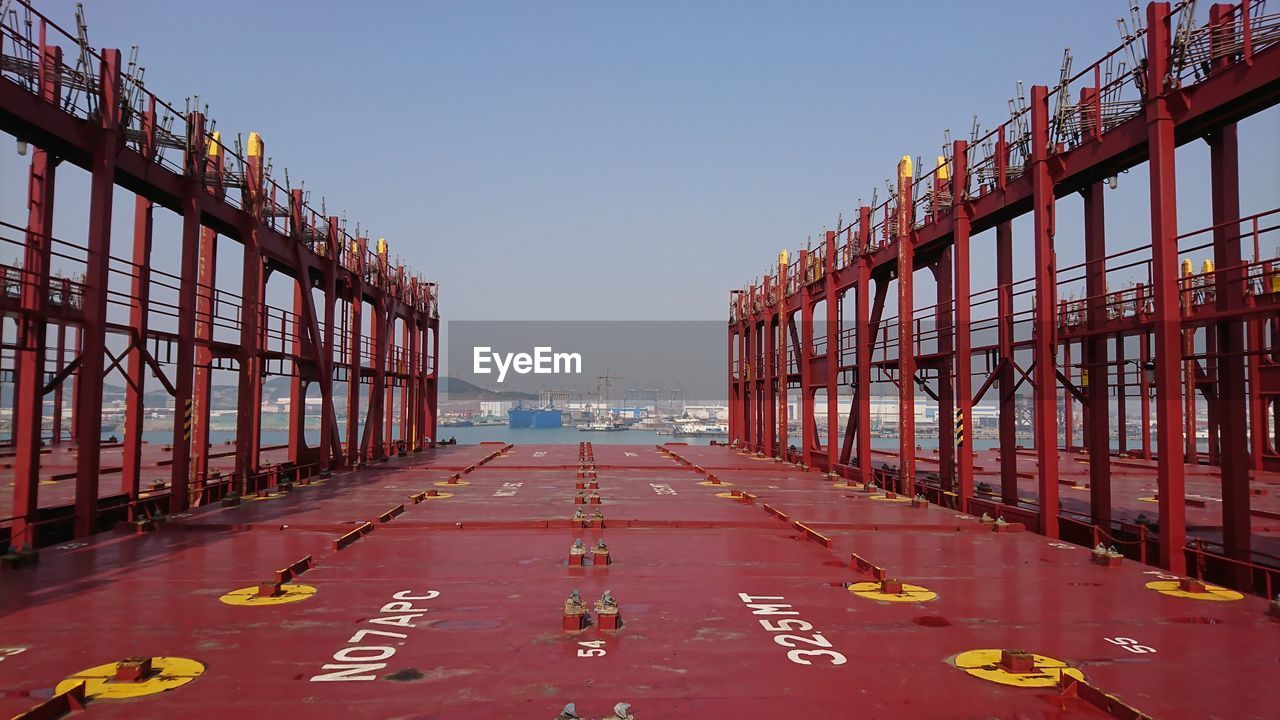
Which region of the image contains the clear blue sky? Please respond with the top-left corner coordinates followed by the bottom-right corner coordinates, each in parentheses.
top-left (12, 0), bottom-right (1279, 323)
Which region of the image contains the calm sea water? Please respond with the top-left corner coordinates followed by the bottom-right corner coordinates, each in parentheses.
top-left (130, 426), bottom-right (1145, 453)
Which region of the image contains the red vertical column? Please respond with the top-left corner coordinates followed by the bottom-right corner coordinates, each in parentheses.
top-left (235, 133), bottom-right (267, 487)
top-left (855, 210), bottom-right (873, 485)
top-left (1145, 2), bottom-right (1187, 573)
top-left (762, 278), bottom-right (776, 456)
top-left (319, 218), bottom-right (339, 466)
top-left (170, 111), bottom-right (205, 512)
top-left (191, 226), bottom-right (218, 483)
top-left (799, 251), bottom-right (814, 466)
top-left (1029, 85), bottom-right (1060, 538)
top-left (72, 49), bottom-right (123, 538)
top-left (776, 267), bottom-right (789, 458)
top-left (1139, 331), bottom-right (1153, 461)
top-left (1062, 342), bottom-right (1074, 453)
top-left (952, 142), bottom-right (974, 512)
top-left (122, 104), bottom-right (155, 498)
top-left (1209, 0), bottom-right (1250, 579)
top-left (895, 157), bottom-right (916, 496)
top-left (346, 241), bottom-right (365, 466)
top-left (425, 311), bottom-right (439, 445)
top-left (288, 281), bottom-right (305, 465)
top-left (286, 191), bottom-right (306, 467)
top-left (10, 42), bottom-right (61, 550)
top-left (727, 317), bottom-right (737, 443)
top-left (935, 248), bottom-right (955, 496)
top-left (1083, 176), bottom-right (1112, 531)
top-left (51, 323), bottom-right (65, 444)
top-left (825, 231), bottom-right (839, 473)
top-left (401, 312), bottom-right (412, 445)
top-left (191, 133), bottom-right (223, 485)
top-left (740, 318), bottom-right (748, 449)
top-left (1116, 338), bottom-right (1128, 455)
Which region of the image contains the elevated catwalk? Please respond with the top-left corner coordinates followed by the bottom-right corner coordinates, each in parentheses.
top-left (2, 443), bottom-right (1275, 719)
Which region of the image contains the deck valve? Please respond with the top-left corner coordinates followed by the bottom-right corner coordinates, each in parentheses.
top-left (569, 538), bottom-right (587, 566)
top-left (593, 539), bottom-right (612, 565)
top-left (562, 589), bottom-right (589, 631)
top-left (595, 590), bottom-right (621, 630)
top-left (1090, 544), bottom-right (1123, 567)
top-left (911, 493), bottom-right (928, 508)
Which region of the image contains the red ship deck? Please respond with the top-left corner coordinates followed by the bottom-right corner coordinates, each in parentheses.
top-left (1, 443), bottom-right (1275, 719)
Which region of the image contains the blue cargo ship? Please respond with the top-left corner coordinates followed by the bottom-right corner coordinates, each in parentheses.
top-left (508, 406), bottom-right (564, 428)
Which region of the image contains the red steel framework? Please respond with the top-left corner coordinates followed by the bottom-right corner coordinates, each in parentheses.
top-left (728, 1), bottom-right (1280, 592)
top-left (0, 2), bottom-right (439, 552)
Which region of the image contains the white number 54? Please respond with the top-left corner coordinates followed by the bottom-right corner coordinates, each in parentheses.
top-left (1104, 637), bottom-right (1156, 654)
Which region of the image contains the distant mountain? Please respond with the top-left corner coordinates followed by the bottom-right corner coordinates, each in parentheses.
top-left (441, 376), bottom-right (537, 401)
top-left (34, 375), bottom-right (532, 408)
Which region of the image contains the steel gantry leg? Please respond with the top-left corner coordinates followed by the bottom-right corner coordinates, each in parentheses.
top-left (952, 142), bottom-right (974, 512)
top-left (236, 134), bottom-right (267, 489)
top-left (1029, 84), bottom-right (1060, 538)
top-left (799, 252), bottom-right (814, 466)
top-left (1083, 178), bottom-right (1112, 532)
top-left (170, 112), bottom-right (206, 512)
top-left (825, 231), bottom-right (839, 474)
top-left (72, 49), bottom-right (122, 538)
top-left (10, 43), bottom-right (61, 550)
top-left (191, 225), bottom-right (218, 485)
top-left (122, 192), bottom-right (153, 501)
top-left (1145, 2), bottom-right (1187, 573)
top-left (896, 157), bottom-right (916, 497)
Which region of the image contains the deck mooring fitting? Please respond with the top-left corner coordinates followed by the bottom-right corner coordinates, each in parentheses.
top-left (1090, 544), bottom-right (1124, 567)
top-left (256, 581), bottom-right (283, 598)
top-left (427, 489), bottom-right (440, 497)
top-left (860, 482), bottom-right (878, 494)
top-left (112, 657), bottom-right (155, 683)
top-left (595, 590), bottom-right (621, 630)
top-left (880, 578), bottom-right (904, 595)
top-left (569, 539), bottom-right (586, 566)
top-left (221, 493), bottom-right (241, 507)
top-left (985, 515), bottom-right (1024, 533)
top-left (563, 590), bottom-right (590, 631)
top-left (910, 493), bottom-right (928, 508)
top-left (1178, 577), bottom-right (1207, 594)
top-left (997, 649), bottom-right (1035, 674)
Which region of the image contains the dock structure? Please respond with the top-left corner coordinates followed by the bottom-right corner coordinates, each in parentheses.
top-left (0, 1), bottom-right (439, 551)
top-left (729, 0), bottom-right (1280, 592)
